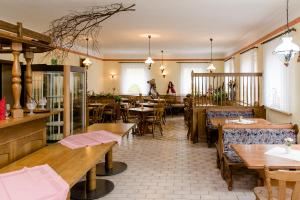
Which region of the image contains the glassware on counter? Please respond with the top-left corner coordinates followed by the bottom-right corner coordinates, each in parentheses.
top-left (39, 97), bottom-right (47, 109)
top-left (5, 104), bottom-right (10, 119)
top-left (26, 100), bottom-right (37, 115)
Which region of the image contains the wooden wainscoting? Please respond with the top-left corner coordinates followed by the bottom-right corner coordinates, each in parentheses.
top-left (0, 112), bottom-right (59, 168)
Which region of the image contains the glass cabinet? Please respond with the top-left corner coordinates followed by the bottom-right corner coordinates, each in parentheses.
top-left (29, 65), bottom-right (86, 142)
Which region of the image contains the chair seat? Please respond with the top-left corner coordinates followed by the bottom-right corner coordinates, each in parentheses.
top-left (254, 186), bottom-right (293, 200)
top-left (224, 151), bottom-right (243, 163)
top-left (146, 118), bottom-right (158, 123)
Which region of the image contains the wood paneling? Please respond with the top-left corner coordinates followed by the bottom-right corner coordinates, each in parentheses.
top-left (0, 112), bottom-right (59, 167)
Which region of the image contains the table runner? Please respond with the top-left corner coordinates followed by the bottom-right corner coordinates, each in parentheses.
top-left (265, 147), bottom-right (300, 162)
top-left (59, 130), bottom-right (122, 149)
top-left (0, 164), bottom-right (68, 200)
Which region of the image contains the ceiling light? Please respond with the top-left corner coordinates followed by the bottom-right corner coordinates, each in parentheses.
top-left (160, 50), bottom-right (166, 73)
top-left (207, 38), bottom-right (216, 73)
top-left (145, 35), bottom-right (154, 70)
top-left (274, 0), bottom-right (300, 67)
top-left (162, 70), bottom-right (167, 78)
top-left (83, 38), bottom-right (92, 68)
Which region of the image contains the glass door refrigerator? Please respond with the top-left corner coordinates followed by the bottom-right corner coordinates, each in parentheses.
top-left (29, 64), bottom-right (86, 142)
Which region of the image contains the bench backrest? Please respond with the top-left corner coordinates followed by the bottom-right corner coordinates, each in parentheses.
top-left (206, 109), bottom-right (254, 126)
top-left (218, 124), bottom-right (298, 157)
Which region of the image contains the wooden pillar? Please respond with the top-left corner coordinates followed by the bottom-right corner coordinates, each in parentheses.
top-left (11, 43), bottom-right (23, 118)
top-left (64, 65), bottom-right (71, 137)
top-left (24, 51), bottom-right (34, 102)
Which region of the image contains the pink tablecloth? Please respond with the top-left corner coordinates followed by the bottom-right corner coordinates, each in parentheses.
top-left (0, 164), bottom-right (69, 200)
top-left (59, 130), bottom-right (122, 149)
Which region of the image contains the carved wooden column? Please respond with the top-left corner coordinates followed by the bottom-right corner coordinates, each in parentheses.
top-left (24, 51), bottom-right (34, 102)
top-left (11, 43), bottom-right (24, 118)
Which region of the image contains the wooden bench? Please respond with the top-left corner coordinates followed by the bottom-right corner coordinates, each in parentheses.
top-left (217, 123), bottom-right (298, 191)
top-left (205, 106), bottom-right (266, 147)
top-left (0, 141), bottom-right (116, 199)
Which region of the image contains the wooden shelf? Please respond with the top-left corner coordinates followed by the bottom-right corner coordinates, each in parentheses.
top-left (0, 110), bottom-right (61, 129)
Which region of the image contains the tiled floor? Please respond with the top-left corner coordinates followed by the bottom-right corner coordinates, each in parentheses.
top-left (100, 116), bottom-right (256, 200)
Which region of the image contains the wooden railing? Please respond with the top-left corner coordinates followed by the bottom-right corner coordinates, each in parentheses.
top-left (191, 72), bottom-right (263, 107)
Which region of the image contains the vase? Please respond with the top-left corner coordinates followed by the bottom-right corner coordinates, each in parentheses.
top-left (285, 145), bottom-right (292, 154)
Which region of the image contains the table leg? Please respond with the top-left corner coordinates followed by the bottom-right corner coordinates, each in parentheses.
top-left (97, 149), bottom-right (128, 176)
top-left (105, 150), bottom-right (113, 172)
top-left (87, 167), bottom-right (96, 191)
top-left (71, 165), bottom-right (114, 200)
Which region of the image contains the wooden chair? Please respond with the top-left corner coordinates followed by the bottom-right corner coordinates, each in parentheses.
top-left (165, 95), bottom-right (176, 117)
top-left (103, 102), bottom-right (117, 123)
top-left (254, 166), bottom-right (300, 200)
top-left (145, 107), bottom-right (164, 138)
top-left (91, 105), bottom-right (105, 123)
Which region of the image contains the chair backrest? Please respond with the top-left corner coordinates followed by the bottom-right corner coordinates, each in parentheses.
top-left (218, 124), bottom-right (298, 158)
top-left (92, 105), bottom-right (105, 122)
top-left (154, 107), bottom-right (164, 122)
top-left (264, 166), bottom-right (300, 200)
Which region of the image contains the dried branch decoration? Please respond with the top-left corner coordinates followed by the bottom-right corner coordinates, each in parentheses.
top-left (47, 3), bottom-right (135, 60)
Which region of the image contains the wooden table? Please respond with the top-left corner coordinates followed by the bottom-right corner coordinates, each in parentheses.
top-left (129, 107), bottom-right (154, 135)
top-left (139, 102), bottom-right (157, 107)
top-left (88, 103), bottom-right (107, 107)
top-left (210, 118), bottom-right (271, 128)
top-left (152, 98), bottom-right (166, 103)
top-left (231, 144), bottom-right (300, 170)
top-left (87, 123), bottom-right (136, 176)
top-left (0, 141), bottom-right (116, 200)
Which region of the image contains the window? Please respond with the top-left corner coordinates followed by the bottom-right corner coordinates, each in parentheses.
top-left (120, 63), bottom-right (149, 95)
top-left (180, 63), bottom-right (208, 95)
top-left (263, 37), bottom-right (291, 113)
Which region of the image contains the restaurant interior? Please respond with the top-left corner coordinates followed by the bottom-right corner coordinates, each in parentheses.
top-left (0, 0), bottom-right (300, 200)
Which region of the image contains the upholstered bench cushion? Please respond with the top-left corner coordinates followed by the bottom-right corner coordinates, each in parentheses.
top-left (224, 151), bottom-right (243, 163)
top-left (206, 111), bottom-right (254, 129)
top-left (223, 128), bottom-right (297, 163)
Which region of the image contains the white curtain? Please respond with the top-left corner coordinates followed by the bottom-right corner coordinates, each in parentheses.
top-left (240, 48), bottom-right (258, 72)
top-left (240, 49), bottom-right (258, 105)
top-left (224, 58), bottom-right (235, 99)
top-left (263, 37), bottom-right (291, 113)
top-left (180, 63), bottom-right (208, 95)
top-left (120, 63), bottom-right (150, 95)
top-left (224, 58), bottom-right (235, 73)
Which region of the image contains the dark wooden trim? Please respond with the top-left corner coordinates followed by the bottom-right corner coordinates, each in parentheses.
top-left (118, 62), bottom-right (144, 64)
top-left (224, 57), bottom-right (233, 62)
top-left (176, 61), bottom-right (210, 64)
top-left (192, 72), bottom-right (263, 76)
top-left (240, 47), bottom-right (258, 55)
top-left (104, 58), bottom-right (224, 62)
top-left (261, 28), bottom-right (296, 45)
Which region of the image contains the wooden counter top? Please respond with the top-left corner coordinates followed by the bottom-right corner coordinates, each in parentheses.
top-left (0, 110), bottom-right (61, 129)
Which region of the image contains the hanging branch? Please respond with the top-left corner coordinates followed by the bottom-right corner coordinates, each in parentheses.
top-left (46, 3), bottom-right (135, 61)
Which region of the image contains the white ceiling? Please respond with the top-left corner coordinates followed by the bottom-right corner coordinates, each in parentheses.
top-left (1, 0), bottom-right (300, 59)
